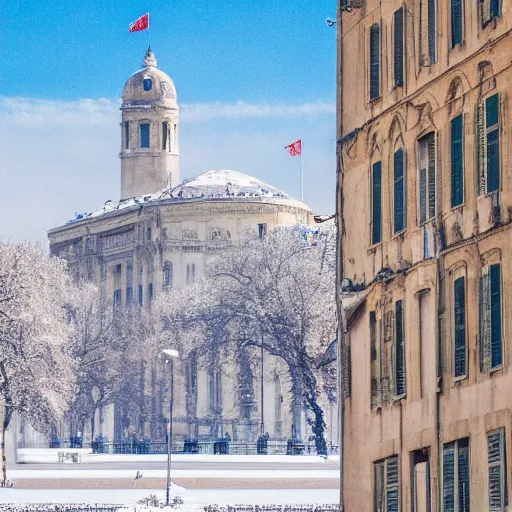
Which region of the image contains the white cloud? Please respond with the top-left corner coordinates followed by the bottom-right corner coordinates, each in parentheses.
top-left (0, 96), bottom-right (335, 246)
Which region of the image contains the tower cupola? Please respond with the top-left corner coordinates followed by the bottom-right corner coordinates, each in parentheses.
top-left (119, 48), bottom-right (180, 199)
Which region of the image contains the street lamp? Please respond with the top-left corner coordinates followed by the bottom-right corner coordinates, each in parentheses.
top-left (161, 348), bottom-right (179, 506)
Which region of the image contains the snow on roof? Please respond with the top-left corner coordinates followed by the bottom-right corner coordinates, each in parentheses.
top-left (65, 170), bottom-right (300, 225)
top-left (165, 170), bottom-right (290, 200)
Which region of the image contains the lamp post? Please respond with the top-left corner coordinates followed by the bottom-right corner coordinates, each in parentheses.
top-left (162, 348), bottom-right (179, 506)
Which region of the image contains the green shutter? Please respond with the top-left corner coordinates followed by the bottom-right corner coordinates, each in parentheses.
top-left (458, 438), bottom-right (470, 512)
top-left (386, 456), bottom-right (399, 512)
top-left (395, 300), bottom-right (406, 395)
top-left (477, 102), bottom-right (487, 195)
top-left (394, 8), bottom-right (404, 87)
top-left (451, 0), bottom-right (462, 47)
top-left (419, 167), bottom-right (427, 224)
top-left (370, 24), bottom-right (380, 100)
top-left (394, 149), bottom-right (405, 233)
top-left (486, 94), bottom-right (500, 193)
top-left (488, 431), bottom-right (504, 510)
top-left (451, 115), bottom-right (464, 207)
top-left (454, 276), bottom-right (466, 377)
top-left (370, 311), bottom-right (377, 362)
top-left (490, 264), bottom-right (502, 368)
top-left (480, 273), bottom-right (491, 372)
top-left (372, 161), bottom-right (382, 244)
top-left (443, 443), bottom-right (455, 512)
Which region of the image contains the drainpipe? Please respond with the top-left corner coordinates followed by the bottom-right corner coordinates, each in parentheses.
top-left (335, 1), bottom-right (345, 509)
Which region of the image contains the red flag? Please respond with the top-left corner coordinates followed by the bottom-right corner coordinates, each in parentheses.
top-left (285, 139), bottom-right (302, 156)
top-left (129, 13), bottom-right (149, 33)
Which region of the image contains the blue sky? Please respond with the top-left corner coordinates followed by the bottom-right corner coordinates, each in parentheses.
top-left (0, 0), bottom-right (337, 244)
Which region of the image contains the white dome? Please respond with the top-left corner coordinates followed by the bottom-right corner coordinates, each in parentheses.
top-left (169, 170), bottom-right (291, 199)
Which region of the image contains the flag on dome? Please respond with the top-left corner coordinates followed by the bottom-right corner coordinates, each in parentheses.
top-left (129, 13), bottom-right (149, 33)
top-left (285, 139), bottom-right (302, 156)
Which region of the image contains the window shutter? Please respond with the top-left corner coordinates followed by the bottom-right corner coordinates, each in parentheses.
top-left (427, 133), bottom-right (436, 219)
top-left (451, 0), bottom-right (463, 47)
top-left (480, 0), bottom-right (491, 27)
top-left (372, 161), bottom-right (382, 244)
top-left (490, 0), bottom-right (502, 18)
top-left (479, 273), bottom-right (491, 371)
top-left (395, 300), bottom-right (406, 396)
top-left (458, 438), bottom-right (470, 512)
top-left (162, 121), bottom-right (168, 150)
top-left (451, 115), bottom-right (464, 207)
top-left (394, 149), bottom-right (405, 233)
top-left (370, 311), bottom-right (377, 362)
top-left (454, 276), bottom-right (466, 377)
top-left (394, 8), bottom-right (404, 87)
top-left (486, 94), bottom-right (500, 193)
top-left (477, 103), bottom-right (487, 195)
top-left (370, 24), bottom-right (380, 100)
top-left (342, 344), bottom-right (352, 398)
top-left (489, 264), bottom-right (502, 368)
top-left (428, 0), bottom-right (436, 62)
top-left (488, 431), bottom-right (504, 510)
top-left (374, 462), bottom-right (385, 512)
top-left (443, 443), bottom-right (455, 512)
top-left (419, 167), bottom-right (427, 225)
top-left (386, 456), bottom-right (399, 512)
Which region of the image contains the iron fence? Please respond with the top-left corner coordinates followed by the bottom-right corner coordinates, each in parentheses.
top-left (0, 506), bottom-right (121, 512)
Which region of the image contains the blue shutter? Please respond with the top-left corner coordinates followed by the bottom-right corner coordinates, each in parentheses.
top-left (386, 456), bottom-right (399, 512)
top-left (370, 24), bottom-right (380, 100)
top-left (490, 0), bottom-right (502, 18)
top-left (458, 438), bottom-right (470, 512)
top-left (489, 264), bottom-right (502, 368)
top-left (454, 277), bottom-right (466, 377)
top-left (443, 443), bottom-right (455, 512)
top-left (140, 123), bottom-right (150, 148)
top-left (395, 300), bottom-right (406, 395)
top-left (394, 149), bottom-right (405, 233)
top-left (393, 8), bottom-right (404, 87)
top-left (138, 284), bottom-right (143, 306)
top-left (126, 287), bottom-right (133, 305)
top-left (451, 115), bottom-right (464, 207)
top-left (427, 134), bottom-right (436, 219)
top-left (486, 94), bottom-right (500, 193)
top-left (451, 0), bottom-right (462, 47)
top-left (488, 431), bottom-right (504, 510)
top-left (372, 162), bottom-right (382, 244)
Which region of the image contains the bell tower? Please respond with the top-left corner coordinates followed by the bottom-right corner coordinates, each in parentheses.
top-left (120, 48), bottom-right (180, 199)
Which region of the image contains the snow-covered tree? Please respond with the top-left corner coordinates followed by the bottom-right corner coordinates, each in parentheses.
top-left (0, 241), bottom-right (77, 485)
top-left (153, 227), bottom-right (336, 454)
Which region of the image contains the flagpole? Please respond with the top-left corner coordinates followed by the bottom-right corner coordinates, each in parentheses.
top-left (148, 12), bottom-right (151, 47)
top-left (300, 146), bottom-right (304, 202)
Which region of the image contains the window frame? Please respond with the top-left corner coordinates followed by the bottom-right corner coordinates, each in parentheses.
top-left (450, 0), bottom-right (464, 48)
top-left (374, 455), bottom-right (400, 512)
top-left (417, 132), bottom-right (436, 225)
top-left (371, 161), bottom-right (383, 246)
top-left (143, 77), bottom-right (152, 91)
top-left (487, 428), bottom-right (507, 511)
top-left (393, 299), bottom-right (406, 398)
top-left (443, 437), bottom-right (470, 512)
top-left (393, 7), bottom-right (405, 88)
top-left (485, 93), bottom-right (500, 194)
top-left (393, 148), bottom-right (406, 234)
top-left (480, 0), bottom-right (502, 28)
top-left (453, 272), bottom-right (467, 380)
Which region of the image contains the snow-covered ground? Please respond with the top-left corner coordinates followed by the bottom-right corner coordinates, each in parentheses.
top-left (0, 488), bottom-right (339, 505)
top-left (8, 468), bottom-right (338, 479)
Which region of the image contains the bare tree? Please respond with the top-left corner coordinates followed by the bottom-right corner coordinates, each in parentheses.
top-left (154, 227), bottom-right (336, 454)
top-left (0, 241), bottom-right (76, 485)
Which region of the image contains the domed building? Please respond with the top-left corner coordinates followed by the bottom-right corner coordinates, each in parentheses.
top-left (47, 49), bottom-right (325, 446)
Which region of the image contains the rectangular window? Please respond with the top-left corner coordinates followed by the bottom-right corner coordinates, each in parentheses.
top-left (372, 161), bottom-right (382, 244)
top-left (140, 123), bottom-right (150, 148)
top-left (420, 0), bottom-right (437, 65)
top-left (443, 438), bottom-right (470, 512)
top-left (258, 223), bottom-right (267, 239)
top-left (394, 300), bottom-right (406, 396)
top-left (451, 115), bottom-right (464, 207)
top-left (113, 263), bottom-right (122, 306)
top-left (418, 133), bottom-right (436, 224)
top-left (454, 276), bottom-right (466, 378)
top-left (162, 121), bottom-right (168, 150)
top-left (393, 8), bottom-right (404, 87)
top-left (138, 284), bottom-right (143, 306)
top-left (126, 287), bottom-right (133, 305)
top-left (412, 449), bottom-right (431, 512)
top-left (124, 121), bottom-right (130, 149)
top-left (451, 0), bottom-right (463, 47)
top-left (477, 94), bottom-right (500, 194)
top-left (488, 429), bottom-right (507, 511)
top-left (393, 148), bottom-right (406, 233)
top-left (374, 455), bottom-right (399, 512)
top-left (113, 289), bottom-right (122, 307)
top-left (186, 264), bottom-right (196, 284)
top-left (480, 263), bottom-right (502, 371)
top-left (148, 283), bottom-right (153, 302)
top-left (480, 0), bottom-right (502, 27)
top-left (370, 23), bottom-right (381, 100)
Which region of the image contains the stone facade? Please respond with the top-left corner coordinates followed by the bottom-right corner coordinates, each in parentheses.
top-left (337, 0), bottom-right (512, 510)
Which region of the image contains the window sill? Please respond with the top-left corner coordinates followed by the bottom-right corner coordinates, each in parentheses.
top-left (450, 203), bottom-right (465, 213)
top-left (392, 393), bottom-right (406, 402)
top-left (453, 374), bottom-right (467, 384)
top-left (368, 241), bottom-right (383, 253)
top-left (391, 229), bottom-right (406, 240)
top-left (490, 364), bottom-right (503, 375)
top-left (418, 218), bottom-right (435, 228)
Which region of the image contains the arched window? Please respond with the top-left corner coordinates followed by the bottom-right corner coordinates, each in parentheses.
top-left (143, 77), bottom-right (152, 91)
top-left (140, 123), bottom-right (150, 148)
top-left (163, 262), bottom-right (173, 289)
